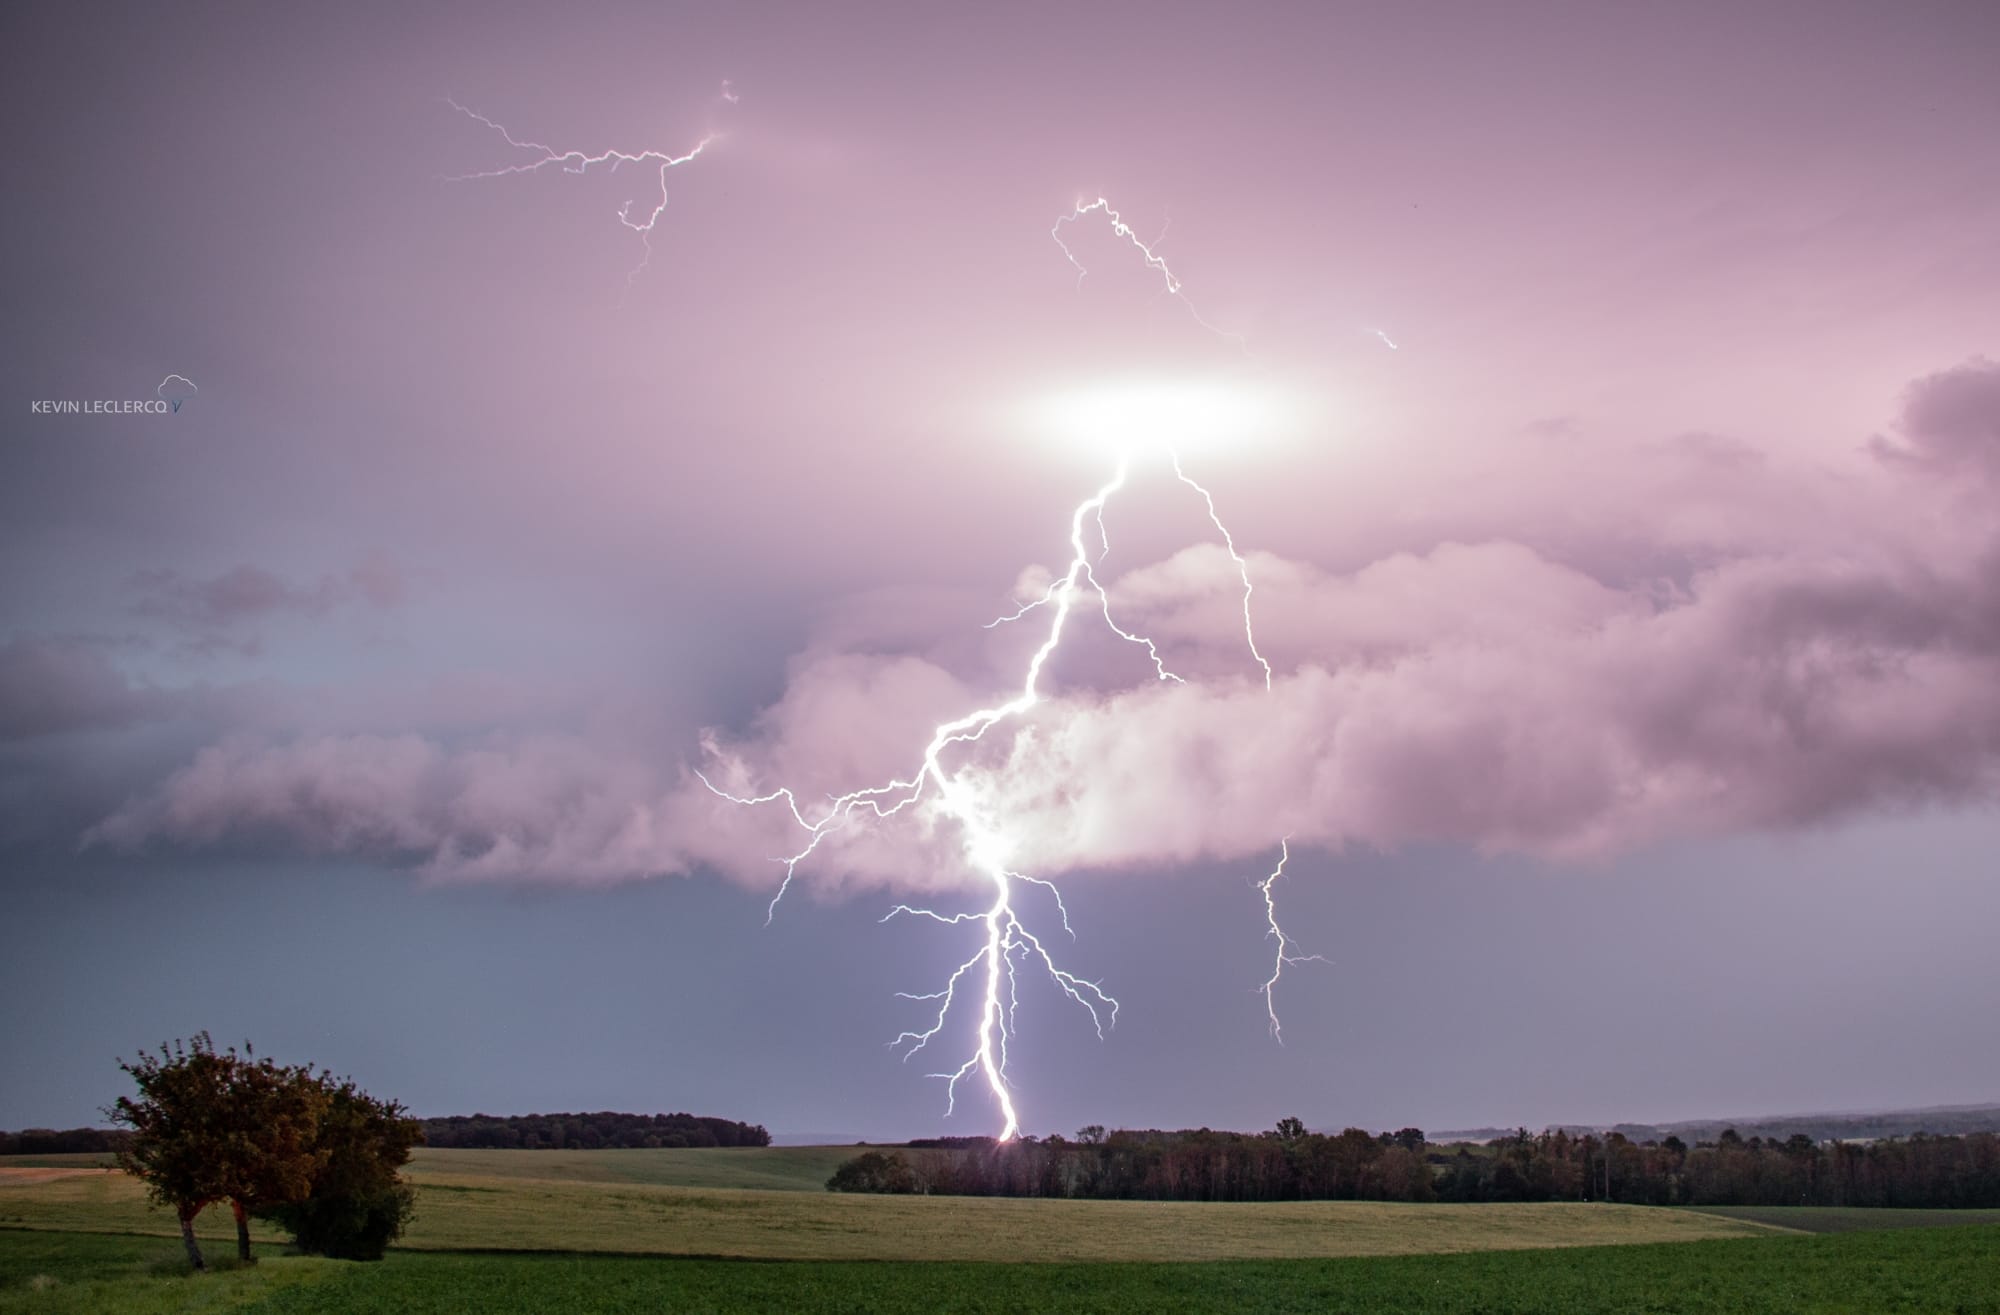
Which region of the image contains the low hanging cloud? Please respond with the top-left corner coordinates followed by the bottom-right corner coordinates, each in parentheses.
top-left (131, 557), bottom-right (403, 631)
top-left (87, 361), bottom-right (2000, 891)
top-left (0, 638), bottom-right (168, 741)
top-left (87, 732), bottom-right (676, 883)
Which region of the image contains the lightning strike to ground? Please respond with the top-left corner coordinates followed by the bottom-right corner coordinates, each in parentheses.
top-left (443, 96), bottom-right (724, 289)
top-left (707, 435), bottom-right (1321, 1135)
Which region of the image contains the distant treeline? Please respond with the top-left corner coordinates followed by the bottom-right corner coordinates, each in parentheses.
top-left (1437, 1105), bottom-right (2000, 1147)
top-left (418, 1111), bottom-right (770, 1150)
top-left (827, 1122), bottom-right (2000, 1208)
top-left (0, 1127), bottom-right (133, 1155)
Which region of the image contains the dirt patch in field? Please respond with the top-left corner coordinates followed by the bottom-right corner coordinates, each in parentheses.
top-left (0, 1167), bottom-right (115, 1184)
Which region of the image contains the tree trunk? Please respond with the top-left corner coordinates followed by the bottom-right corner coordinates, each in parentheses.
top-left (231, 1198), bottom-right (255, 1263)
top-left (179, 1208), bottom-right (205, 1271)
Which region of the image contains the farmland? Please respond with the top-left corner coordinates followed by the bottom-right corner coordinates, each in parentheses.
top-left (3, 1152), bottom-right (1776, 1262)
top-left (2, 1148), bottom-right (1996, 1313)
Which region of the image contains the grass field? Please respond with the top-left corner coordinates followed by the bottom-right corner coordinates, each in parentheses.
top-left (2, 1148), bottom-right (1996, 1312)
top-left (3, 1224), bottom-right (1996, 1314)
top-left (1688, 1204), bottom-right (2000, 1233)
top-left (2, 1158), bottom-right (1778, 1262)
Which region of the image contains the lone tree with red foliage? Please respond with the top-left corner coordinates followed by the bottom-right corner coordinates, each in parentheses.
top-left (107, 1034), bottom-right (328, 1268)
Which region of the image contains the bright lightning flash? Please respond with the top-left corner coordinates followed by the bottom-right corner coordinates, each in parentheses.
top-left (705, 432), bottom-right (1319, 1137)
top-left (444, 98), bottom-right (722, 288)
top-left (696, 199), bottom-right (1324, 1138)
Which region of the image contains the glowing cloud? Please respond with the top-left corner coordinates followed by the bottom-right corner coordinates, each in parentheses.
top-left (1020, 376), bottom-right (1307, 465)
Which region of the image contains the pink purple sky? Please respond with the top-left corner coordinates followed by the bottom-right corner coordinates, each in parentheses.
top-left (4, 0), bottom-right (1999, 1138)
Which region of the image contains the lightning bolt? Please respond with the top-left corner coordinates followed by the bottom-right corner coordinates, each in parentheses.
top-left (1053, 198), bottom-right (1247, 349)
top-left (703, 464), bottom-right (1146, 1138)
top-left (1256, 840), bottom-right (1328, 1042)
top-left (1169, 459), bottom-right (1324, 1029)
top-left (443, 95), bottom-right (724, 290)
top-left (1171, 454), bottom-right (1272, 690)
top-left (688, 196), bottom-right (1323, 1137)
top-left (706, 441), bottom-right (1326, 1134)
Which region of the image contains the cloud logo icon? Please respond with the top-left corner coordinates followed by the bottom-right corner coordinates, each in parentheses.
top-left (157, 374), bottom-right (198, 413)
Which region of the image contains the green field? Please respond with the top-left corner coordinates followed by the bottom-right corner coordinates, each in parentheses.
top-left (3, 1225), bottom-right (1996, 1314)
top-left (2, 1159), bottom-right (1778, 1263)
top-left (1688, 1204), bottom-right (2000, 1233)
top-left (2, 1147), bottom-right (1996, 1313)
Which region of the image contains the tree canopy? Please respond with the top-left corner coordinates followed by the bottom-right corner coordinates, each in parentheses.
top-left (108, 1034), bottom-right (418, 1268)
top-left (108, 1034), bottom-right (329, 1268)
top-left (827, 1120), bottom-right (2000, 1208)
top-left (255, 1077), bottom-right (422, 1259)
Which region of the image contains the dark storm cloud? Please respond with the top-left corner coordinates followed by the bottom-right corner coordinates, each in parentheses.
top-left (0, 638), bottom-right (165, 742)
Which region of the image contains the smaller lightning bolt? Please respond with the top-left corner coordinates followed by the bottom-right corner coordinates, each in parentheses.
top-left (1257, 839), bottom-right (1328, 1042)
top-left (1170, 454), bottom-right (1272, 690)
top-left (443, 96), bottom-right (723, 289)
top-left (1053, 198), bottom-right (1246, 348)
top-left (1370, 328), bottom-right (1399, 351)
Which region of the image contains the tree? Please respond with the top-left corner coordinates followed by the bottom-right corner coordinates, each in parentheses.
top-left (221, 1058), bottom-right (331, 1262)
top-left (826, 1150), bottom-right (919, 1193)
top-left (257, 1076), bottom-right (421, 1259)
top-left (107, 1034), bottom-right (327, 1268)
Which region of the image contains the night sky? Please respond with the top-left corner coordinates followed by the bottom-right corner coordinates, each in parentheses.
top-left (4, 1), bottom-right (1999, 1141)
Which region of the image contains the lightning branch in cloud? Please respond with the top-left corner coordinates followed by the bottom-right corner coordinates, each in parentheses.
top-left (1172, 454), bottom-right (1273, 690)
top-left (443, 93), bottom-right (727, 289)
top-left (1053, 198), bottom-right (1248, 348)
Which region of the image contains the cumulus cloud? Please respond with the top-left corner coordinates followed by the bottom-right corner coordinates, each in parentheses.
top-left (88, 363), bottom-right (2000, 890)
top-left (1873, 357), bottom-right (2000, 477)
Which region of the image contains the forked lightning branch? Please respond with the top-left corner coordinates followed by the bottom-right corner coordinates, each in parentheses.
top-left (700, 443), bottom-right (1315, 1140)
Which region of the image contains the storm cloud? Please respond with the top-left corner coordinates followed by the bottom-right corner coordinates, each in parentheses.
top-left (86, 363), bottom-right (2000, 890)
